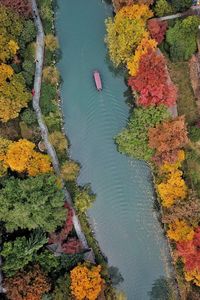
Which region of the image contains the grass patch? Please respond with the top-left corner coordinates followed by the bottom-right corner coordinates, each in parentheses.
top-left (167, 61), bottom-right (198, 125)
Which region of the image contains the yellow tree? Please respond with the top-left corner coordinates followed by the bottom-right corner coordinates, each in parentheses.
top-left (0, 34), bottom-right (19, 63)
top-left (105, 4), bottom-right (153, 66)
top-left (0, 69), bottom-right (31, 122)
top-left (167, 220), bottom-right (194, 242)
top-left (185, 269), bottom-right (200, 286)
top-left (70, 264), bottom-right (104, 300)
top-left (5, 139), bottom-right (52, 176)
top-left (60, 161), bottom-right (80, 181)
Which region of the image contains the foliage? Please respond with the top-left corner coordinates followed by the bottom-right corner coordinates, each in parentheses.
top-left (43, 66), bottom-right (60, 85)
top-left (105, 4), bottom-right (153, 66)
top-left (113, 0), bottom-right (154, 12)
top-left (61, 161), bottom-right (80, 181)
top-left (0, 174), bottom-right (66, 232)
top-left (157, 168), bottom-right (187, 207)
top-left (154, 0), bottom-right (173, 17)
top-left (148, 116), bottom-right (188, 165)
top-left (40, 82), bottom-right (57, 116)
top-left (74, 187), bottom-right (96, 213)
top-left (0, 0), bottom-right (32, 18)
top-left (171, 0), bottom-right (193, 13)
top-left (128, 49), bottom-right (177, 107)
top-left (3, 265), bottom-right (51, 300)
top-left (167, 220), bottom-right (194, 242)
top-left (52, 275), bottom-right (71, 300)
top-left (0, 137), bottom-right (12, 174)
top-left (49, 131), bottom-right (68, 155)
top-left (70, 264), bottom-right (104, 300)
top-left (147, 19), bottom-right (168, 44)
top-left (185, 269), bottom-right (200, 287)
top-left (44, 112), bottom-right (61, 132)
top-left (127, 36), bottom-right (157, 76)
top-left (166, 16), bottom-right (200, 62)
top-left (0, 33), bottom-right (19, 63)
top-left (34, 250), bottom-right (59, 273)
top-left (115, 105), bottom-right (170, 160)
top-left (45, 34), bottom-right (59, 52)
top-left (188, 125), bottom-right (200, 142)
top-left (0, 69), bottom-right (31, 122)
top-left (1, 230), bottom-right (47, 276)
top-left (5, 139), bottom-right (52, 176)
top-left (21, 108), bottom-right (37, 126)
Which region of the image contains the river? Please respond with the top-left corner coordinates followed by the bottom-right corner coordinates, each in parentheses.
top-left (56, 0), bottom-right (171, 298)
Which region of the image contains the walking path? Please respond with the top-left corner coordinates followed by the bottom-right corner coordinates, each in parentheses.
top-left (31, 0), bottom-right (94, 262)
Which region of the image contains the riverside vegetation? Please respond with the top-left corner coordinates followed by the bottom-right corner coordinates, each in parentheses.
top-left (107, 0), bottom-right (200, 299)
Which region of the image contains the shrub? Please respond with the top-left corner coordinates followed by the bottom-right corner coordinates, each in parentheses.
top-left (21, 108), bottom-right (37, 126)
top-left (40, 82), bottom-right (57, 115)
top-left (61, 161), bottom-right (80, 181)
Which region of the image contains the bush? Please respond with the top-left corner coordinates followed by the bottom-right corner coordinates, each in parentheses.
top-left (40, 82), bottom-right (57, 115)
top-left (21, 108), bottom-right (37, 126)
top-left (188, 125), bottom-right (200, 142)
top-left (61, 161), bottom-right (80, 181)
top-left (43, 66), bottom-right (60, 85)
top-left (49, 131), bottom-right (68, 155)
top-left (45, 112), bottom-right (61, 132)
top-left (74, 186), bottom-right (96, 214)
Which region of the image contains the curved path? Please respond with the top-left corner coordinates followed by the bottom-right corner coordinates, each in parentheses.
top-left (31, 0), bottom-right (94, 261)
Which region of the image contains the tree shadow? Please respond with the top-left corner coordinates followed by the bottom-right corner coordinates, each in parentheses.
top-left (148, 276), bottom-right (175, 300)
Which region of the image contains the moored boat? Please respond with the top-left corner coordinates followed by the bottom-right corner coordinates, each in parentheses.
top-left (93, 70), bottom-right (102, 91)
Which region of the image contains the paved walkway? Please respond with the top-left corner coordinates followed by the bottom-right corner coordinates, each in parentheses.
top-left (31, 0), bottom-right (94, 262)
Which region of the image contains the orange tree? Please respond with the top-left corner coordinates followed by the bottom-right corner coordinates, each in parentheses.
top-left (70, 264), bottom-right (104, 300)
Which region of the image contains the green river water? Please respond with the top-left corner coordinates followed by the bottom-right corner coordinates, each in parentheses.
top-left (56, 1), bottom-right (171, 298)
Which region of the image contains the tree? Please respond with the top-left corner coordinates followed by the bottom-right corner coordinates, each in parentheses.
top-left (40, 82), bottom-right (57, 116)
top-left (70, 264), bottom-right (104, 300)
top-left (43, 66), bottom-right (60, 85)
top-left (147, 19), bottom-right (168, 44)
top-left (128, 49), bottom-right (177, 107)
top-left (0, 0), bottom-right (32, 17)
top-left (21, 108), bottom-right (37, 126)
top-left (127, 36), bottom-right (157, 76)
top-left (166, 16), bottom-right (200, 61)
top-left (5, 139), bottom-right (52, 176)
top-left (3, 265), bottom-right (51, 300)
top-left (171, 0), bottom-right (193, 13)
top-left (113, 1), bottom-right (154, 12)
top-left (60, 161), bottom-right (80, 181)
top-left (0, 69), bottom-right (31, 122)
top-left (157, 169), bottom-right (187, 207)
top-left (74, 188), bottom-right (96, 213)
top-left (1, 230), bottom-right (47, 276)
top-left (45, 34), bottom-right (59, 52)
top-left (115, 105), bottom-right (170, 160)
top-left (167, 220), bottom-right (194, 242)
top-left (49, 131), bottom-right (68, 155)
top-left (105, 5), bottom-right (153, 66)
top-left (148, 116), bottom-right (188, 165)
top-left (34, 250), bottom-right (60, 273)
top-left (0, 33), bottom-right (19, 63)
top-left (154, 0), bottom-right (173, 17)
top-left (0, 174), bottom-right (66, 232)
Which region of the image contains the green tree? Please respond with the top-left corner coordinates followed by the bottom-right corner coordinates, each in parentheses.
top-left (74, 187), bottom-right (96, 213)
top-left (34, 250), bottom-right (59, 273)
top-left (1, 230), bottom-right (47, 276)
top-left (21, 108), bottom-right (37, 126)
top-left (0, 174), bottom-right (66, 232)
top-left (40, 82), bottom-right (57, 116)
top-left (166, 16), bottom-right (200, 61)
top-left (115, 106), bottom-right (170, 160)
top-left (171, 0), bottom-right (192, 13)
top-left (154, 0), bottom-right (173, 17)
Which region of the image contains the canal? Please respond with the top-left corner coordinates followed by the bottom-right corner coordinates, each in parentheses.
top-left (56, 0), bottom-right (171, 298)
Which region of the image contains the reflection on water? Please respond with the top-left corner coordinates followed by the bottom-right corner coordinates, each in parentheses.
top-left (148, 277), bottom-right (174, 300)
top-left (56, 0), bottom-right (172, 298)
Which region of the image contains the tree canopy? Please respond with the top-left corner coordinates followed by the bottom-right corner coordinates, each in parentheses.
top-left (0, 174), bottom-right (66, 232)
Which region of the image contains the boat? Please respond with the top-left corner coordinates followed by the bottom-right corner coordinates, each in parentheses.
top-left (93, 70), bottom-right (102, 91)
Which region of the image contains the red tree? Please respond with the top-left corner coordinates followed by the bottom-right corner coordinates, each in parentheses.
top-left (177, 227), bottom-right (200, 272)
top-left (128, 49), bottom-right (177, 107)
top-left (147, 19), bottom-right (168, 44)
top-left (148, 116), bottom-right (188, 165)
top-left (0, 0), bottom-right (32, 17)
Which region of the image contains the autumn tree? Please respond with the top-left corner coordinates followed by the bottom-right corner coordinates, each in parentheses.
top-left (147, 19), bottom-right (168, 44)
top-left (148, 116), bottom-right (188, 165)
top-left (128, 49), bottom-right (177, 107)
top-left (113, 0), bottom-right (154, 12)
top-left (5, 139), bottom-right (52, 176)
top-left (45, 34), bottom-right (59, 52)
top-left (74, 188), bottom-right (96, 213)
top-left (43, 66), bottom-right (60, 85)
top-left (1, 230), bottom-right (47, 276)
top-left (115, 105), bottom-right (170, 160)
top-left (49, 131), bottom-right (68, 155)
top-left (3, 265), bottom-right (50, 300)
top-left (70, 264), bottom-right (104, 300)
top-left (0, 68), bottom-right (31, 122)
top-left (105, 4), bottom-right (153, 66)
top-left (0, 0), bottom-right (32, 17)
top-left (167, 220), bottom-right (194, 242)
top-left (60, 161), bottom-right (80, 181)
top-left (0, 34), bottom-right (19, 63)
top-left (127, 36), bottom-right (157, 76)
top-left (0, 174), bottom-right (66, 232)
